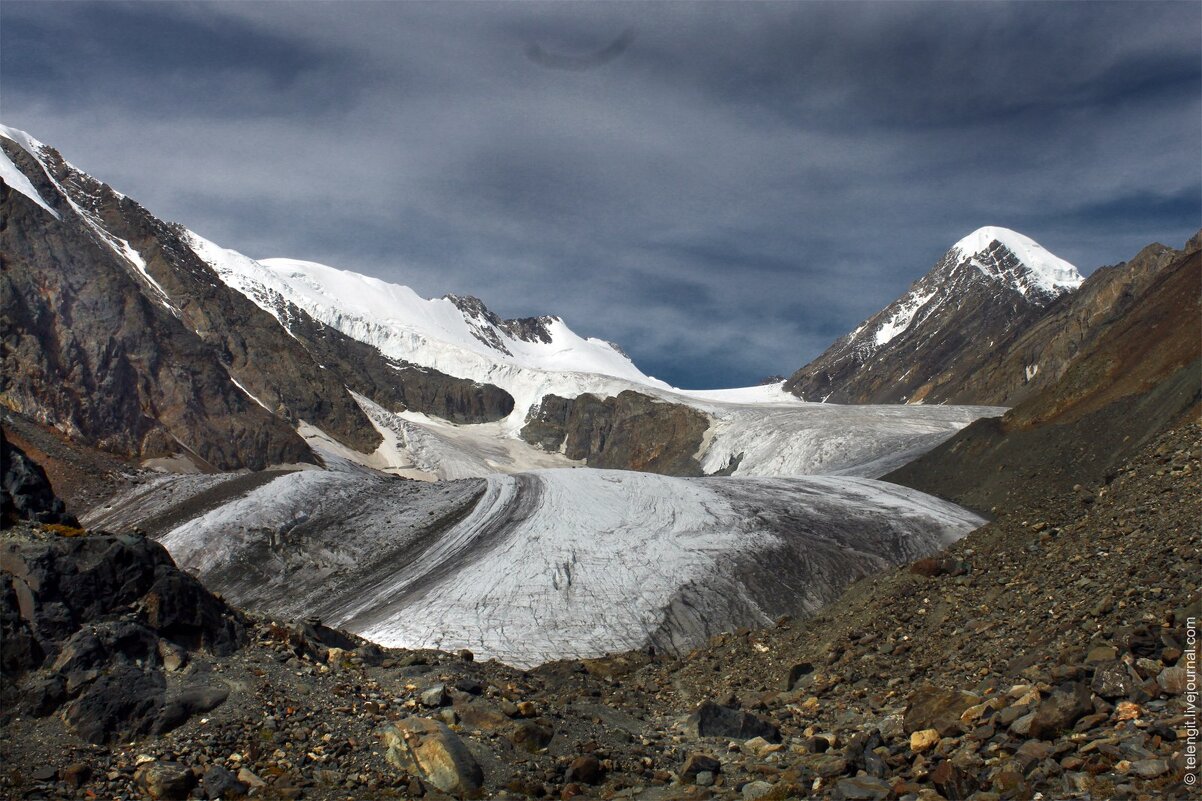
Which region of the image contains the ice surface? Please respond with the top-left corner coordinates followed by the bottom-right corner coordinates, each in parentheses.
top-left (126, 467), bottom-right (982, 667)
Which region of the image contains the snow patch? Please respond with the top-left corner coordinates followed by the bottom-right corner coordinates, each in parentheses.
top-left (0, 125), bottom-right (60, 219)
top-left (874, 289), bottom-right (937, 347)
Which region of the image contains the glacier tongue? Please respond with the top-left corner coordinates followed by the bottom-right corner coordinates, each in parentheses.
top-left (90, 467), bottom-right (984, 669)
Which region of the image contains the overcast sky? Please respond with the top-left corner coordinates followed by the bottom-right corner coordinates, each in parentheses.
top-left (3, 1), bottom-right (1199, 388)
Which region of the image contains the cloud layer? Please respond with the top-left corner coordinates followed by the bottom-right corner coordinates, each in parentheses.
top-left (3, 1), bottom-right (1199, 387)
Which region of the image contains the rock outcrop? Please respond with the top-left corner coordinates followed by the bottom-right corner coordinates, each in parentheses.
top-left (521, 390), bottom-right (710, 476)
top-left (1, 520), bottom-right (246, 742)
top-left (1, 431), bottom-right (77, 528)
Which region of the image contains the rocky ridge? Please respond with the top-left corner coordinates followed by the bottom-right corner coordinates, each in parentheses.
top-left (521, 391), bottom-right (711, 476)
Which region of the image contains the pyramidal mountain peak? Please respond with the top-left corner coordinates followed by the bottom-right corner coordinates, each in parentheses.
top-left (947, 225), bottom-right (1083, 299)
top-left (786, 226), bottom-right (1082, 405)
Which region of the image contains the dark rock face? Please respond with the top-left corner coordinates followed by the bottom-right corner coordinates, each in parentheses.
top-left (887, 239), bottom-right (1201, 513)
top-left (445, 293), bottom-right (555, 354)
top-left (785, 235), bottom-right (1072, 405)
top-left (1, 526), bottom-right (246, 742)
top-left (1, 432), bottom-right (77, 527)
top-left (521, 390), bottom-right (710, 476)
top-left (1, 135), bottom-right (513, 472)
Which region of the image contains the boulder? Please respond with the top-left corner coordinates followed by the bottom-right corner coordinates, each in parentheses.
top-left (910, 728), bottom-right (940, 753)
top-left (0, 433), bottom-right (78, 527)
top-left (833, 776), bottom-right (892, 801)
top-left (687, 700), bottom-right (780, 742)
top-left (1028, 682), bottom-right (1092, 740)
top-left (681, 753), bottom-right (721, 783)
top-left (134, 761), bottom-right (195, 800)
top-left (1157, 666), bottom-right (1189, 695)
top-left (510, 720), bottom-right (553, 753)
top-left (565, 754), bottom-right (604, 785)
top-left (1091, 662), bottom-right (1139, 698)
top-left (381, 718), bottom-right (484, 797)
top-left (202, 765), bottom-right (249, 799)
top-left (904, 685), bottom-right (979, 736)
top-left (60, 665), bottom-right (165, 744)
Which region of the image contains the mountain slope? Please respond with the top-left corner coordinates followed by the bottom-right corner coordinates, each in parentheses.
top-left (0, 125), bottom-right (512, 471)
top-left (887, 232), bottom-right (1201, 513)
top-left (194, 241), bottom-right (666, 423)
top-left (785, 226), bottom-right (1082, 404)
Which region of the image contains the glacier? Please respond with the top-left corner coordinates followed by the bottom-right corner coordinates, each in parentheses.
top-left (85, 466), bottom-right (983, 668)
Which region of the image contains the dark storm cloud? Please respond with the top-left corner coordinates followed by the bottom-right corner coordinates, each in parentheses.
top-left (2, 1), bottom-right (1198, 388)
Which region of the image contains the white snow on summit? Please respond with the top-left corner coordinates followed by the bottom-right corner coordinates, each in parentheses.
top-left (187, 232), bottom-right (673, 425)
top-left (953, 226), bottom-right (1082, 296)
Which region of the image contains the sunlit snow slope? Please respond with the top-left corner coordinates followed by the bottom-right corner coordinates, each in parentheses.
top-left (188, 232), bottom-right (667, 423)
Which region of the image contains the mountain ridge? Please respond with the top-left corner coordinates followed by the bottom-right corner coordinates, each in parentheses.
top-left (0, 126), bottom-right (514, 471)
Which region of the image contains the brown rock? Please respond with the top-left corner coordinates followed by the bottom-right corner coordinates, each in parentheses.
top-left (565, 755), bottom-right (603, 786)
top-left (904, 685), bottom-right (979, 736)
top-left (381, 718), bottom-right (484, 797)
top-left (135, 761), bottom-right (195, 800)
top-left (910, 729), bottom-right (940, 753)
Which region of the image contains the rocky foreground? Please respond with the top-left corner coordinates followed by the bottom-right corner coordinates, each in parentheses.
top-left (2, 422), bottom-right (1199, 801)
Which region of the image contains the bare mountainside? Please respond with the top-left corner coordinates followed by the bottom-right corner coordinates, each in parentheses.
top-left (887, 232), bottom-right (1200, 513)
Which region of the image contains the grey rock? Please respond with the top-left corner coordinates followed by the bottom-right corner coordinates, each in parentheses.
top-left (1129, 758), bottom-right (1169, 779)
top-left (833, 776), bottom-right (892, 800)
top-left (420, 683), bottom-right (450, 708)
top-left (741, 780), bottom-right (775, 800)
top-left (1092, 662), bottom-right (1139, 698)
top-left (1029, 682), bottom-right (1092, 740)
top-left (1157, 666), bottom-right (1188, 695)
top-left (687, 700), bottom-right (780, 742)
top-left (202, 765), bottom-right (248, 799)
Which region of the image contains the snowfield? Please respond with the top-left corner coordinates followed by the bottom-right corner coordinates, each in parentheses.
top-left (89, 467), bottom-right (983, 668)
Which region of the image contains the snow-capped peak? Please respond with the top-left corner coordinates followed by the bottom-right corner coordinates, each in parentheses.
top-left (187, 231), bottom-right (673, 425)
top-left (951, 226), bottom-right (1082, 297)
